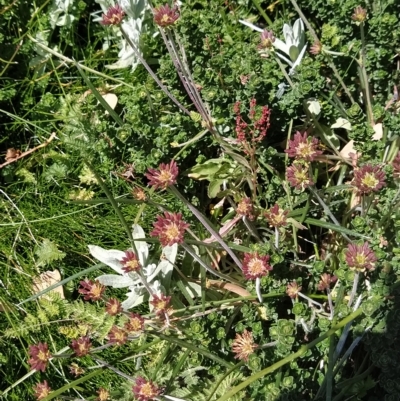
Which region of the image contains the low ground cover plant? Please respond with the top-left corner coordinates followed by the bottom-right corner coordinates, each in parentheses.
top-left (1, 0), bottom-right (400, 400)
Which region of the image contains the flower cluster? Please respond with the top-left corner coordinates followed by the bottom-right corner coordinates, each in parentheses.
top-left (352, 164), bottom-right (386, 195)
top-left (264, 204), bottom-right (288, 228)
top-left (153, 4), bottom-right (180, 28)
top-left (33, 381), bottom-right (51, 400)
top-left (100, 4), bottom-right (125, 26)
top-left (150, 211), bottom-right (189, 246)
top-left (286, 163), bottom-right (314, 190)
top-left (310, 41), bottom-right (323, 55)
top-left (132, 376), bottom-right (162, 401)
top-left (71, 336), bottom-right (92, 357)
top-left (317, 273), bottom-right (337, 291)
top-left (259, 30), bottom-right (275, 49)
top-left (150, 293), bottom-right (172, 316)
top-left (108, 326), bottom-right (128, 346)
top-left (286, 281), bottom-right (302, 299)
top-left (351, 6), bottom-right (367, 23)
top-left (105, 298), bottom-right (123, 316)
top-left (145, 160), bottom-right (179, 190)
top-left (242, 252), bottom-right (272, 280)
top-left (125, 312), bottom-right (145, 333)
top-left (97, 388), bottom-right (110, 401)
top-left (345, 242), bottom-right (377, 272)
top-left (78, 279), bottom-right (105, 301)
top-left (236, 197), bottom-right (254, 220)
top-left (232, 329), bottom-right (257, 361)
top-left (121, 250), bottom-right (142, 273)
top-left (285, 131), bottom-right (322, 162)
top-left (28, 343), bottom-right (51, 372)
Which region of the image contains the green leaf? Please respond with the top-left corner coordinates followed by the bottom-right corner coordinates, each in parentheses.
top-left (208, 178), bottom-right (225, 198)
top-left (35, 239), bottom-right (66, 267)
top-left (304, 217), bottom-right (370, 239)
top-left (187, 160), bottom-right (224, 180)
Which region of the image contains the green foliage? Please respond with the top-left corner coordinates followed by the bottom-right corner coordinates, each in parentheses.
top-left (1, 0), bottom-right (400, 399)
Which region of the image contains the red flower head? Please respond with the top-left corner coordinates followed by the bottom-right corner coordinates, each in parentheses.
top-left (132, 376), bottom-right (162, 401)
top-left (150, 211), bottom-right (189, 246)
top-left (145, 160), bottom-right (179, 190)
top-left (105, 298), bottom-right (123, 316)
top-left (285, 131), bottom-right (322, 162)
top-left (351, 6), bottom-right (367, 23)
top-left (286, 281), bottom-right (302, 299)
top-left (264, 204), bottom-right (288, 228)
top-left (33, 380), bottom-right (51, 400)
top-left (121, 250), bottom-right (142, 273)
top-left (310, 41), bottom-right (323, 55)
top-left (153, 4), bottom-right (180, 27)
top-left (100, 4), bottom-right (125, 26)
top-left (317, 273), bottom-right (337, 291)
top-left (71, 336), bottom-right (92, 357)
top-left (259, 30), bottom-right (275, 49)
top-left (392, 151), bottom-right (400, 179)
top-left (232, 329), bottom-right (257, 361)
top-left (97, 388), bottom-right (110, 401)
top-left (28, 342), bottom-right (51, 372)
top-left (236, 197), bottom-right (254, 220)
top-left (125, 312), bottom-right (145, 333)
top-left (242, 252), bottom-right (272, 280)
top-left (79, 279), bottom-right (105, 301)
top-left (345, 242), bottom-right (377, 272)
top-left (150, 293), bottom-right (172, 316)
top-left (108, 326), bottom-right (128, 346)
top-left (286, 163), bottom-right (314, 190)
top-left (352, 164), bottom-right (386, 195)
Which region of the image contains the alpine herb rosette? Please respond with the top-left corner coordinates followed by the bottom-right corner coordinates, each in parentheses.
top-left (90, 224), bottom-right (177, 310)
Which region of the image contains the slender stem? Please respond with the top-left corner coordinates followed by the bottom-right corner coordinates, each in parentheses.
top-left (181, 242), bottom-right (239, 283)
top-left (309, 187), bottom-right (351, 243)
top-left (169, 185), bottom-right (243, 269)
top-left (274, 55), bottom-right (295, 88)
top-left (250, 0), bottom-right (273, 26)
top-left (119, 26), bottom-right (190, 116)
top-left (327, 288), bottom-right (334, 321)
top-left (348, 272), bottom-right (360, 307)
top-left (298, 292), bottom-right (323, 309)
top-left (359, 22), bottom-right (374, 125)
top-left (275, 227), bottom-right (279, 249)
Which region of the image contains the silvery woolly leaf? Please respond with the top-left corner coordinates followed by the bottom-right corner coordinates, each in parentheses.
top-left (289, 44), bottom-right (307, 74)
top-left (120, 0), bottom-right (148, 18)
top-left (292, 19), bottom-right (305, 47)
top-left (88, 245), bottom-right (125, 274)
top-left (132, 224), bottom-right (149, 265)
top-left (238, 19), bottom-right (263, 33)
top-left (275, 51), bottom-right (294, 67)
top-left (273, 38), bottom-right (290, 56)
top-left (121, 288), bottom-right (145, 310)
top-left (143, 263), bottom-right (158, 282)
top-left (150, 244), bottom-right (178, 290)
top-left (288, 45), bottom-right (300, 62)
top-left (96, 274), bottom-right (135, 288)
top-left (164, 396), bottom-right (189, 401)
top-left (283, 23), bottom-right (295, 46)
